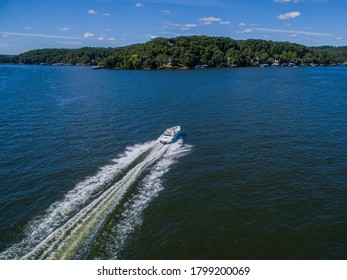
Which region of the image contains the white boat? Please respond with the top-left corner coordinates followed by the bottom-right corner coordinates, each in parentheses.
top-left (158, 126), bottom-right (181, 144)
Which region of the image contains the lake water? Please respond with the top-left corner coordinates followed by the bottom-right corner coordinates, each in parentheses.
top-left (0, 65), bottom-right (346, 259)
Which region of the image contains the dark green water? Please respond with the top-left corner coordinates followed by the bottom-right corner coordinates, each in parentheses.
top-left (0, 65), bottom-right (346, 259)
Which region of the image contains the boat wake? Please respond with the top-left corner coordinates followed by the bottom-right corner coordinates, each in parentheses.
top-left (0, 139), bottom-right (192, 260)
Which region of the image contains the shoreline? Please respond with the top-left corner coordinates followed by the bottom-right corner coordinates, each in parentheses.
top-left (2, 62), bottom-right (347, 69)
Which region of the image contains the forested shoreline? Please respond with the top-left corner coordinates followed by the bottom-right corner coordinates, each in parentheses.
top-left (1, 36), bottom-right (347, 69)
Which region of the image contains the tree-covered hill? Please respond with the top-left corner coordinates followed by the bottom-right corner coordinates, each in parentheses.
top-left (0, 54), bottom-right (17, 64)
top-left (102, 36), bottom-right (313, 69)
top-left (311, 46), bottom-right (347, 65)
top-left (1, 36), bottom-right (347, 68)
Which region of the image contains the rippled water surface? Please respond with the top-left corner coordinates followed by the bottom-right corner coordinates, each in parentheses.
top-left (0, 65), bottom-right (346, 259)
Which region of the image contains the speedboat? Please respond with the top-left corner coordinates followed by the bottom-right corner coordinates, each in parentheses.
top-left (158, 126), bottom-right (181, 144)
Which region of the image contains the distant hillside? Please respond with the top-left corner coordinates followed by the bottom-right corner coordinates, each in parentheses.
top-left (310, 46), bottom-right (347, 64)
top-left (1, 36), bottom-right (347, 68)
top-left (0, 54), bottom-right (17, 64)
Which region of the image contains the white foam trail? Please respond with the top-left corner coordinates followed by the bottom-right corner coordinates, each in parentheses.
top-left (0, 141), bottom-right (156, 260)
top-left (108, 140), bottom-right (192, 259)
top-left (22, 142), bottom-right (167, 259)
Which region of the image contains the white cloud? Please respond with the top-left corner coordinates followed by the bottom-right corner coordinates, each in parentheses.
top-left (252, 27), bottom-right (331, 36)
top-left (165, 22), bottom-right (198, 30)
top-left (0, 32), bottom-right (79, 39)
top-left (59, 27), bottom-right (70, 31)
top-left (0, 42), bottom-right (9, 47)
top-left (144, 34), bottom-right (158, 39)
top-left (273, 0), bottom-right (291, 3)
top-left (136, 2), bottom-right (144, 8)
top-left (336, 37), bottom-right (343, 40)
top-left (273, 0), bottom-right (302, 3)
top-left (199, 16), bottom-right (222, 22)
top-left (277, 11), bottom-right (301, 20)
top-left (88, 9), bottom-right (96, 15)
top-left (84, 32), bottom-right (95, 38)
top-left (198, 17), bottom-right (222, 25)
top-left (180, 24), bottom-right (198, 30)
top-left (162, 9), bottom-right (171, 14)
top-left (23, 27), bottom-right (31, 30)
top-left (220, 21), bottom-right (230, 25)
top-left (103, 13), bottom-right (110, 16)
top-left (237, 29), bottom-right (253, 34)
top-left (239, 22), bottom-right (246, 27)
top-left (0, 31), bottom-right (119, 43)
top-left (185, 24), bottom-right (198, 27)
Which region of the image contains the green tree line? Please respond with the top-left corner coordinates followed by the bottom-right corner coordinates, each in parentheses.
top-left (310, 46), bottom-right (347, 65)
top-left (1, 36), bottom-right (347, 68)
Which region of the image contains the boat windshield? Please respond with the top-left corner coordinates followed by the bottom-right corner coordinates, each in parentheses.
top-left (163, 129), bottom-right (172, 136)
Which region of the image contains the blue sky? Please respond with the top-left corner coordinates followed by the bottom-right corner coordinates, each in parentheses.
top-left (1, 0), bottom-right (346, 54)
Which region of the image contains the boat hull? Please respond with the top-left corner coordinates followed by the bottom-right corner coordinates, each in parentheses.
top-left (158, 126), bottom-right (181, 144)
